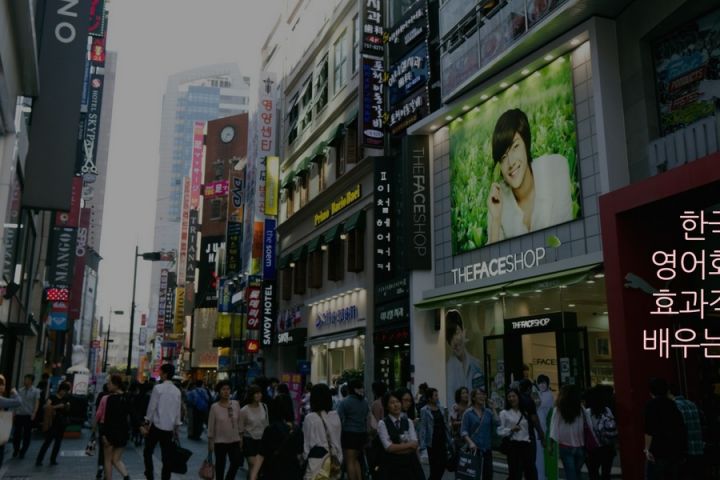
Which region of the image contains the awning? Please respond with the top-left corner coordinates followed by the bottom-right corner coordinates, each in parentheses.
top-left (311, 141), bottom-right (329, 162)
top-left (278, 255), bottom-right (290, 269)
top-left (305, 327), bottom-right (365, 347)
top-left (290, 246), bottom-right (307, 262)
top-left (307, 237), bottom-right (322, 253)
top-left (296, 157), bottom-right (312, 176)
top-left (281, 170), bottom-right (296, 189)
top-left (343, 209), bottom-right (366, 233)
top-left (322, 223), bottom-right (343, 243)
top-left (414, 264), bottom-right (600, 310)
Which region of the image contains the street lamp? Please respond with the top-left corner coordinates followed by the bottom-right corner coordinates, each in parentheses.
top-left (127, 247), bottom-right (173, 375)
top-left (103, 308), bottom-right (124, 372)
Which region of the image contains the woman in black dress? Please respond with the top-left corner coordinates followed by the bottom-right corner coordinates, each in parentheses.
top-left (96, 374), bottom-right (131, 480)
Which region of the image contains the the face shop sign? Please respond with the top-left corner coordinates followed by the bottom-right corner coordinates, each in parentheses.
top-left (315, 305), bottom-right (359, 330)
top-left (451, 247), bottom-right (546, 284)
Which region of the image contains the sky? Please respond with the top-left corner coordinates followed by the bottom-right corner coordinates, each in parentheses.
top-left (98, 0), bottom-right (282, 332)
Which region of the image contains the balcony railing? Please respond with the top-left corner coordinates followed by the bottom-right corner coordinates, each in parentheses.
top-left (647, 113), bottom-right (719, 176)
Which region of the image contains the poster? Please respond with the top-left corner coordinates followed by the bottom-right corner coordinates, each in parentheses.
top-left (450, 55), bottom-right (579, 254)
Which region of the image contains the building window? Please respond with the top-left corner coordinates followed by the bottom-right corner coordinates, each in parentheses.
top-left (286, 185), bottom-right (295, 217)
top-left (352, 15), bottom-right (359, 74)
top-left (318, 156), bottom-right (326, 192)
top-left (293, 257), bottom-right (307, 295)
top-left (300, 76), bottom-right (313, 131)
top-left (334, 31), bottom-right (347, 93)
top-left (288, 93), bottom-right (299, 144)
top-left (309, 249), bottom-right (323, 289)
top-left (281, 268), bottom-right (292, 301)
top-left (315, 55), bottom-right (329, 113)
top-left (347, 228), bottom-right (364, 273)
top-left (298, 173), bottom-right (309, 208)
top-left (210, 199), bottom-right (223, 221)
top-left (335, 122), bottom-right (358, 179)
top-left (327, 239), bottom-right (344, 282)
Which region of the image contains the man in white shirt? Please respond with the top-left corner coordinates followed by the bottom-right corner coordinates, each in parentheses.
top-left (142, 364), bottom-right (182, 480)
top-left (13, 374), bottom-right (40, 459)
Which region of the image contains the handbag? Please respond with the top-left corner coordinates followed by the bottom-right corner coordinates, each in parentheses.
top-left (168, 438), bottom-right (193, 474)
top-left (312, 414), bottom-right (341, 480)
top-left (42, 403), bottom-right (55, 433)
top-left (455, 448), bottom-right (483, 480)
top-left (498, 412), bottom-right (524, 455)
top-left (583, 413), bottom-right (600, 452)
top-left (85, 431), bottom-right (96, 456)
top-left (0, 411), bottom-right (13, 446)
top-left (198, 453), bottom-right (214, 479)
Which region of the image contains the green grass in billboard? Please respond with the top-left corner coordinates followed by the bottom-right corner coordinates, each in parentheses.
top-left (450, 55), bottom-right (579, 254)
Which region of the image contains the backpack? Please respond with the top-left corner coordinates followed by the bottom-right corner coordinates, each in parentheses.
top-left (595, 408), bottom-right (618, 445)
top-left (195, 389), bottom-right (210, 412)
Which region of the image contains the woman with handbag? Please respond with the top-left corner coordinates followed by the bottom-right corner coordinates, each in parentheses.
top-left (548, 384), bottom-right (597, 480)
top-left (208, 380), bottom-right (242, 479)
top-left (302, 383), bottom-right (342, 480)
top-left (96, 374), bottom-right (131, 480)
top-left (240, 385), bottom-right (270, 475)
top-left (377, 390), bottom-right (425, 480)
top-left (498, 388), bottom-right (537, 479)
top-left (418, 387), bottom-right (453, 480)
top-left (461, 386), bottom-right (499, 479)
top-left (0, 375), bottom-right (21, 468)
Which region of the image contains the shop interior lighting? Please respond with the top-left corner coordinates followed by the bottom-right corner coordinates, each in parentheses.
top-left (289, 262), bottom-right (296, 268)
top-left (321, 244), bottom-right (328, 251)
top-left (480, 94), bottom-right (489, 100)
top-left (603, 311), bottom-right (608, 315)
top-left (384, 346), bottom-right (390, 350)
top-left (568, 304), bottom-right (576, 307)
top-left (570, 38), bottom-right (581, 46)
top-left (498, 291), bottom-right (506, 296)
top-left (559, 285), bottom-right (567, 289)
top-left (521, 68), bottom-right (530, 75)
top-left (457, 303), bottom-right (463, 307)
top-left (544, 307), bottom-right (551, 311)
top-left (340, 233), bottom-right (348, 240)
top-left (491, 296), bottom-right (499, 300)
top-left (500, 81), bottom-right (508, 88)
top-left (445, 115), bottom-right (453, 121)
top-left (474, 300), bottom-right (480, 304)
top-left (534, 289), bottom-right (542, 293)
top-left (594, 273), bottom-right (605, 278)
top-left (512, 293), bottom-right (519, 297)
top-left (586, 279), bottom-right (596, 284)
top-left (404, 343), bottom-right (410, 347)
top-left (462, 105), bottom-right (470, 111)
top-left (394, 344), bottom-right (400, 349)
top-left (544, 54), bottom-right (554, 61)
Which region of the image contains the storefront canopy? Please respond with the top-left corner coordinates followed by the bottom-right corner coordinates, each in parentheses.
top-left (343, 209), bottom-right (366, 233)
top-left (290, 246), bottom-right (307, 262)
top-left (306, 236), bottom-right (322, 253)
top-left (278, 255), bottom-right (290, 269)
top-left (414, 263), bottom-right (601, 310)
top-left (322, 223), bottom-right (343, 244)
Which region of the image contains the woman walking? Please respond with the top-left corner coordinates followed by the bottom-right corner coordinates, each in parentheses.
top-left (584, 386), bottom-right (616, 480)
top-left (549, 384), bottom-right (596, 480)
top-left (96, 374), bottom-right (131, 480)
top-left (208, 380), bottom-right (243, 479)
top-left (461, 387), bottom-right (499, 480)
top-left (337, 379), bottom-right (369, 480)
top-left (303, 383), bottom-right (342, 480)
top-left (0, 375), bottom-right (21, 468)
top-left (450, 387), bottom-right (470, 454)
top-left (419, 387), bottom-right (452, 480)
top-left (249, 394), bottom-right (303, 480)
top-left (240, 385), bottom-right (270, 474)
top-left (377, 390), bottom-right (425, 480)
top-left (498, 388), bottom-right (537, 480)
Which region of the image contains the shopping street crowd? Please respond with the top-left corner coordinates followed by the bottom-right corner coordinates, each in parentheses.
top-left (0, 367), bottom-right (714, 479)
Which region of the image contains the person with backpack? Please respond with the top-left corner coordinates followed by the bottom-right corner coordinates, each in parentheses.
top-left (376, 390), bottom-right (425, 480)
top-left (188, 380), bottom-right (211, 440)
top-left (302, 383), bottom-right (342, 480)
top-left (96, 374), bottom-right (132, 480)
top-left (584, 385), bottom-right (617, 480)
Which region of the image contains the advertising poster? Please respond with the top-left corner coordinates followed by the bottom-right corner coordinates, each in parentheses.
top-left (76, 74), bottom-right (105, 177)
top-left (264, 156), bottom-right (279, 216)
top-left (388, 43), bottom-right (429, 105)
top-left (361, 0), bottom-right (384, 56)
top-left (450, 55), bottom-right (579, 254)
top-left (263, 219), bottom-right (277, 280)
top-left (387, 1), bottom-right (428, 63)
top-left (191, 121), bottom-right (205, 209)
top-left (652, 8), bottom-right (720, 135)
top-left (361, 56), bottom-right (385, 148)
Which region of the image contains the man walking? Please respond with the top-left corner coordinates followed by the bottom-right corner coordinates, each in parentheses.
top-left (13, 374), bottom-right (39, 459)
top-left (35, 381), bottom-right (72, 466)
top-left (142, 364), bottom-right (182, 480)
top-left (668, 385), bottom-right (704, 479)
top-left (187, 380), bottom-right (210, 440)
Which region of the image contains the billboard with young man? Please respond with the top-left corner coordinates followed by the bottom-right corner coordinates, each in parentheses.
top-left (449, 55), bottom-right (580, 254)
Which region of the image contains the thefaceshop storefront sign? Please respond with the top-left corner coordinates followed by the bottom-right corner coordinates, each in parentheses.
top-left (451, 247), bottom-right (546, 284)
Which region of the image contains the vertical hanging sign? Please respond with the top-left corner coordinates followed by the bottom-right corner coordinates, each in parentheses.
top-left (191, 122), bottom-right (204, 209)
top-left (362, 0), bottom-right (385, 56)
top-left (374, 157), bottom-right (394, 283)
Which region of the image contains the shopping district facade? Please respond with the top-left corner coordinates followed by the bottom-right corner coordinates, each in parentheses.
top-left (2, 1), bottom-right (720, 478)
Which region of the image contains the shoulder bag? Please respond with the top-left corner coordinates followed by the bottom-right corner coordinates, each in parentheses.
top-left (0, 410), bottom-right (13, 446)
top-left (583, 411), bottom-right (600, 452)
top-left (313, 413), bottom-right (341, 480)
top-left (498, 411), bottom-right (524, 455)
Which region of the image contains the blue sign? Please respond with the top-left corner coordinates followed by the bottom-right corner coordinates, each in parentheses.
top-left (388, 42), bottom-right (429, 105)
top-left (298, 360), bottom-right (311, 375)
top-left (263, 219), bottom-right (277, 280)
top-left (48, 311), bottom-right (68, 331)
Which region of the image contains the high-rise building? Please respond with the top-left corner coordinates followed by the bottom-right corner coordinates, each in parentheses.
top-left (150, 65), bottom-right (250, 332)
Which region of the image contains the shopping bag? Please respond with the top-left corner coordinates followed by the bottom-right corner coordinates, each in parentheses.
top-left (0, 411), bottom-right (12, 445)
top-left (198, 453), bottom-right (214, 479)
top-left (168, 440), bottom-right (193, 474)
top-left (455, 449), bottom-right (483, 480)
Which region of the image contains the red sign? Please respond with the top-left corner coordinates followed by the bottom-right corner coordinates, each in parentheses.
top-left (191, 122), bottom-right (204, 209)
top-left (46, 289), bottom-right (69, 302)
top-left (55, 177), bottom-right (83, 227)
top-left (90, 37), bottom-right (106, 64)
top-left (202, 180), bottom-right (229, 198)
top-left (246, 286), bottom-right (261, 330)
top-left (245, 339), bottom-right (260, 354)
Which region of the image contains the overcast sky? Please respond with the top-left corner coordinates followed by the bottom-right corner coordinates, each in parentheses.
top-left (98, 0), bottom-right (282, 332)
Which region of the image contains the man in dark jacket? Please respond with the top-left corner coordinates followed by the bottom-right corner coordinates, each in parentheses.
top-left (644, 378), bottom-right (687, 480)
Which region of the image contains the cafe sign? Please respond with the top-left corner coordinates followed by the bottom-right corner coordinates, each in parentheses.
top-left (314, 184), bottom-right (362, 226)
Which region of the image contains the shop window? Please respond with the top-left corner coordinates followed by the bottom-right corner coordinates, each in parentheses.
top-left (293, 257), bottom-right (307, 295)
top-left (281, 267), bottom-right (292, 301)
top-left (298, 173), bottom-right (309, 208)
top-left (286, 186), bottom-right (295, 217)
top-left (309, 249), bottom-right (323, 289)
top-left (334, 123), bottom-right (358, 179)
top-left (327, 239), bottom-right (344, 282)
top-left (210, 199), bottom-right (223, 220)
top-left (334, 31), bottom-right (347, 93)
top-left (288, 93), bottom-right (299, 144)
top-left (315, 55), bottom-right (329, 113)
top-left (347, 228), bottom-right (364, 273)
top-left (318, 156), bottom-right (327, 192)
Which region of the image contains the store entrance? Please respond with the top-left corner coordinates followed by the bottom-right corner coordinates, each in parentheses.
top-left (484, 327), bottom-right (590, 405)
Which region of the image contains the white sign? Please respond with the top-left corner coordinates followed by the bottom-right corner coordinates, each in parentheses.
top-left (511, 317), bottom-right (551, 330)
top-left (451, 247), bottom-right (546, 284)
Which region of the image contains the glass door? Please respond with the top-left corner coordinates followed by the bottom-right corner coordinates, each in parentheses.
top-left (555, 327), bottom-right (590, 390)
top-left (484, 335), bottom-right (507, 410)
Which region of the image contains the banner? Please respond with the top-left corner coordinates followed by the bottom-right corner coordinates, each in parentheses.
top-left (262, 219), bottom-right (277, 281)
top-left (258, 71), bottom-right (278, 156)
top-left (388, 1), bottom-right (428, 62)
top-left (374, 158), bottom-right (394, 283)
top-left (402, 136), bottom-right (431, 269)
top-left (174, 287), bottom-right (185, 334)
top-left (264, 156), bottom-right (279, 216)
top-left (191, 122), bottom-right (204, 209)
top-left (388, 43), bottom-right (429, 105)
top-left (226, 222), bottom-right (243, 276)
top-left (361, 56), bottom-right (385, 148)
top-left (157, 269), bottom-right (168, 333)
top-left (69, 208), bottom-right (91, 320)
top-left (47, 228), bottom-right (78, 288)
top-left (55, 177), bottom-right (83, 228)
top-left (197, 236), bottom-right (224, 308)
top-left (24, 0), bottom-right (92, 211)
top-left (177, 177), bottom-right (191, 285)
top-left (251, 221), bottom-right (264, 275)
top-left (90, 36), bottom-right (106, 66)
top-left (246, 286), bottom-right (261, 330)
top-left (203, 180), bottom-right (229, 198)
top-left (186, 209), bottom-right (199, 283)
top-left (163, 272), bottom-right (176, 334)
top-left (76, 74), bottom-right (105, 177)
top-left (261, 280), bottom-right (276, 347)
top-left (229, 169), bottom-right (246, 223)
top-left (362, 0), bottom-right (384, 56)
top-left (449, 55), bottom-right (579, 254)
top-left (88, 0), bottom-right (106, 37)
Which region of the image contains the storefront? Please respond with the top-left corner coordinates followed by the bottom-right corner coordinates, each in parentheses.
top-left (306, 289), bottom-right (367, 385)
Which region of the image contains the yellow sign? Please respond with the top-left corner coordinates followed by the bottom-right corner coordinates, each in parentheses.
top-left (314, 184), bottom-right (362, 226)
top-left (174, 287), bottom-right (185, 334)
top-left (264, 156), bottom-right (279, 216)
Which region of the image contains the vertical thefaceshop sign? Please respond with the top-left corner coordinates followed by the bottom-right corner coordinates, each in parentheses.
top-left (403, 136), bottom-right (431, 269)
top-left (24, 0), bottom-right (93, 210)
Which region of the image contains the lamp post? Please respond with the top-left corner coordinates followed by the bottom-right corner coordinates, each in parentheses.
top-left (127, 247), bottom-right (171, 375)
top-left (103, 308), bottom-right (124, 372)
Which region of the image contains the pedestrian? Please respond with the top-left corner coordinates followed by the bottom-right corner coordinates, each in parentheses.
top-left (518, 378), bottom-right (547, 467)
top-left (239, 384), bottom-right (270, 474)
top-left (301, 382), bottom-right (312, 421)
top-left (498, 388), bottom-right (537, 480)
top-left (398, 388), bottom-right (417, 423)
top-left (35, 381), bottom-right (72, 467)
top-left (141, 363), bottom-right (182, 480)
top-left (34, 373), bottom-right (50, 430)
top-left (267, 378), bottom-right (279, 400)
top-left (337, 378), bottom-right (370, 480)
top-left (303, 383), bottom-right (342, 480)
top-left (643, 378), bottom-right (687, 480)
top-left (461, 386), bottom-right (499, 480)
top-left (249, 394), bottom-right (304, 480)
top-left (0, 375), bottom-right (21, 468)
top-left (535, 375), bottom-right (557, 480)
top-left (207, 380), bottom-right (242, 480)
top-left (94, 383), bottom-right (110, 480)
top-left (96, 374), bottom-right (131, 480)
top-left (548, 384), bottom-right (594, 480)
top-left (418, 387), bottom-right (452, 480)
top-left (377, 390), bottom-right (425, 480)
top-left (188, 380), bottom-right (211, 440)
top-left (668, 385), bottom-right (705, 480)
top-left (584, 385), bottom-right (617, 480)
top-left (416, 382), bottom-right (429, 411)
top-left (12, 373), bottom-right (40, 460)
top-left (450, 387), bottom-right (470, 447)
top-left (371, 381), bottom-right (387, 423)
